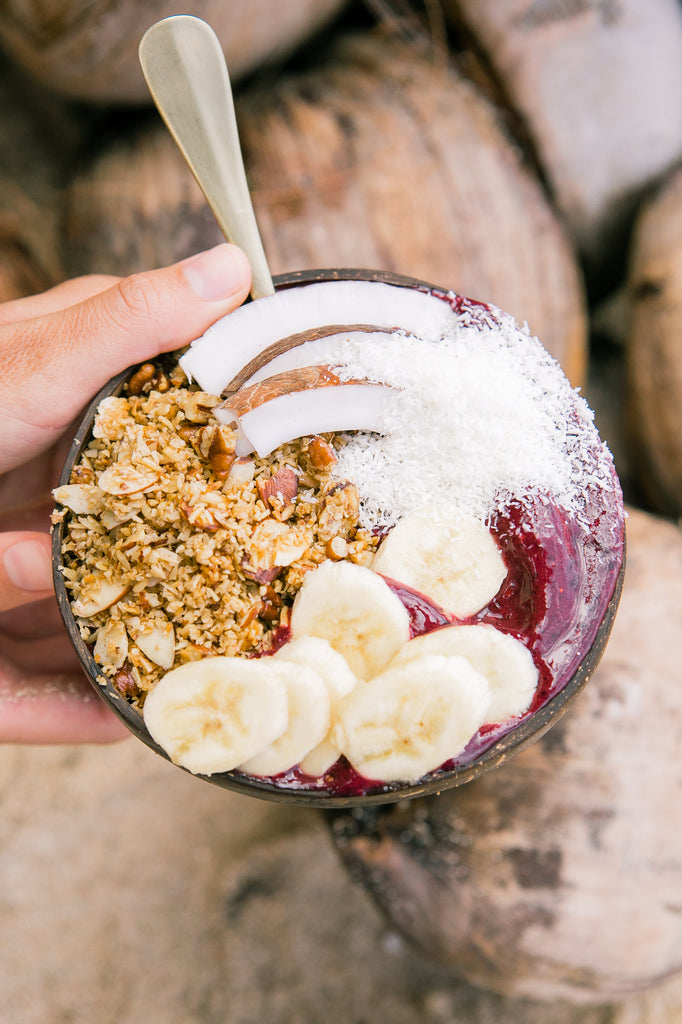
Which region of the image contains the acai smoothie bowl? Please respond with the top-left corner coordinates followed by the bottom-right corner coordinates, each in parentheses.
top-left (51, 269), bottom-right (625, 807)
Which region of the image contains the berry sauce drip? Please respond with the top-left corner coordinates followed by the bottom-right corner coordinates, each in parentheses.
top-left (243, 489), bottom-right (623, 798)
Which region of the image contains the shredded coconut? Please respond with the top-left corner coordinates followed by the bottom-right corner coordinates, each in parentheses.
top-left (288, 302), bottom-right (616, 530)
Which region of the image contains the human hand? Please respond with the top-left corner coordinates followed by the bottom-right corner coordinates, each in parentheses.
top-left (0, 244), bottom-right (251, 743)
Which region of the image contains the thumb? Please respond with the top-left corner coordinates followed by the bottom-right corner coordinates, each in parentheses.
top-left (0, 532), bottom-right (53, 613)
top-left (6, 243), bottom-right (252, 428)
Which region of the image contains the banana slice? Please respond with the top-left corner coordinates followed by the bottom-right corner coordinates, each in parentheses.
top-left (142, 657), bottom-right (289, 776)
top-left (390, 623), bottom-right (538, 723)
top-left (340, 655), bottom-right (491, 783)
top-left (290, 560), bottom-right (410, 681)
top-left (239, 661), bottom-right (330, 777)
top-left (274, 636), bottom-right (358, 778)
top-left (372, 507), bottom-right (507, 618)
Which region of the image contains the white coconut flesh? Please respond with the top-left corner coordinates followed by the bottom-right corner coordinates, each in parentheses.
top-left (177, 276), bottom-right (616, 533)
top-left (179, 279), bottom-right (452, 396)
top-left (216, 365), bottom-right (392, 458)
top-left (235, 328), bottom-right (419, 390)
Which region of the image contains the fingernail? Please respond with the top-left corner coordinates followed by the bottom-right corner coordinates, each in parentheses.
top-left (181, 244), bottom-right (251, 301)
top-left (4, 540), bottom-right (53, 592)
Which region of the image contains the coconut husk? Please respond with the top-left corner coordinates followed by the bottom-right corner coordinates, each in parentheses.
top-left (60, 30), bottom-right (587, 385)
top-left (443, 0), bottom-right (682, 278)
top-left (61, 124), bottom-right (225, 277)
top-left (329, 506), bottom-right (682, 1006)
top-left (625, 166), bottom-right (682, 517)
top-left (238, 32), bottom-right (587, 385)
top-left (0, 61), bottom-right (81, 288)
top-left (0, 0), bottom-right (349, 105)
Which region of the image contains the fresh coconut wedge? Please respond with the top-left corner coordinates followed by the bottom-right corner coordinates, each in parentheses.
top-left (231, 326), bottom-right (417, 391)
top-left (216, 364), bottom-right (393, 457)
top-left (179, 279), bottom-right (453, 395)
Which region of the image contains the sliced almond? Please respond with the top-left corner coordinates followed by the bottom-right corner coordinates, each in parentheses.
top-left (248, 518), bottom-right (313, 570)
top-left (53, 483), bottom-right (105, 515)
top-left (134, 620), bottom-right (176, 670)
top-left (92, 396), bottom-right (131, 440)
top-left (93, 619), bottom-right (128, 669)
top-left (72, 577), bottom-right (129, 618)
top-left (97, 464), bottom-right (159, 496)
top-left (225, 457), bottom-right (256, 488)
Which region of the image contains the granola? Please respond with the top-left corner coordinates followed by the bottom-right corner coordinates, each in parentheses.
top-left (55, 372), bottom-right (379, 709)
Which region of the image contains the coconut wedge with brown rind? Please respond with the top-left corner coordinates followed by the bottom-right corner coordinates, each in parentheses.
top-left (179, 279), bottom-right (452, 396)
top-left (226, 325), bottom-right (411, 392)
top-left (216, 364), bottom-right (393, 457)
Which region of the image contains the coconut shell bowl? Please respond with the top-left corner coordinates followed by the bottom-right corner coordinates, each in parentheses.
top-left (52, 266), bottom-right (626, 808)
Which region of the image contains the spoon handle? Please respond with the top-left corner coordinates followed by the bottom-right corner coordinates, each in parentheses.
top-left (139, 15), bottom-right (275, 300)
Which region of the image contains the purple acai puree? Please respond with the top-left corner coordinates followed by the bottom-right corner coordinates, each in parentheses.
top-left (243, 478), bottom-right (625, 798)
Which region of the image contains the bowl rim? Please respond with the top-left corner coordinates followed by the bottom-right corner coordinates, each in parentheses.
top-left (51, 267), bottom-right (626, 807)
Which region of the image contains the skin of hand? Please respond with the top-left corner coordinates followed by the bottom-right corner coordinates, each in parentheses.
top-left (0, 243), bottom-right (251, 743)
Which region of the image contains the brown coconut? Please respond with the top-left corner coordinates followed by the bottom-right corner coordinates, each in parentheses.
top-left (62, 31), bottom-right (587, 386)
top-left (443, 0), bottom-right (682, 274)
top-left (626, 166), bottom-right (682, 517)
top-left (0, 62), bottom-right (82, 289)
top-left (61, 124), bottom-right (225, 278)
top-left (329, 507), bottom-right (682, 1005)
top-left (0, 0), bottom-right (349, 105)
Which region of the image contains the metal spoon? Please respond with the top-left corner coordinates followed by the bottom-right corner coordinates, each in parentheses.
top-left (139, 15), bottom-right (274, 300)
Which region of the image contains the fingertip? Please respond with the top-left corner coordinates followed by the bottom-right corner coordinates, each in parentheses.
top-left (1, 533), bottom-right (53, 612)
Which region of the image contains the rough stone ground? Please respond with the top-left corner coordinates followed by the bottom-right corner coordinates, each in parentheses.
top-left (1, 736), bottom-right (681, 1024)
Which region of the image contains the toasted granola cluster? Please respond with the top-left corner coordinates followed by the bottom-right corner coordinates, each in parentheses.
top-left (55, 366), bottom-right (379, 707)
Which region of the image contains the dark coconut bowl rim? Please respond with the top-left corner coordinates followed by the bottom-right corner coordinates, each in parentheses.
top-left (52, 267), bottom-right (626, 807)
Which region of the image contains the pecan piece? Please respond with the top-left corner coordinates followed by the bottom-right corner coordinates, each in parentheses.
top-left (206, 426), bottom-right (235, 478)
top-left (308, 435), bottom-right (337, 469)
top-left (128, 363), bottom-right (170, 395)
top-left (259, 586), bottom-right (283, 624)
top-left (257, 466), bottom-right (299, 519)
top-left (241, 558), bottom-right (282, 584)
top-left (113, 662), bottom-right (142, 699)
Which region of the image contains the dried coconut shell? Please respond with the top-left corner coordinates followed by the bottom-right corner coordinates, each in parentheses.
top-left (443, 0), bottom-right (682, 275)
top-left (0, 61), bottom-right (81, 289)
top-left (60, 30), bottom-right (587, 386)
top-left (329, 507), bottom-right (682, 1006)
top-left (0, 0), bottom-right (349, 105)
top-left (238, 32), bottom-right (587, 386)
top-left (626, 165), bottom-right (682, 516)
top-left (61, 125), bottom-right (224, 278)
